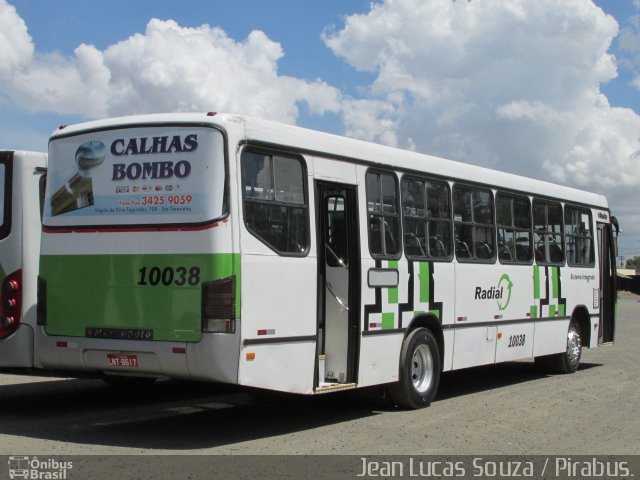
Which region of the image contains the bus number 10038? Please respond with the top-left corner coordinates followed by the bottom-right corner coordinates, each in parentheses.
top-left (507, 334), bottom-right (526, 348)
top-left (137, 266), bottom-right (201, 286)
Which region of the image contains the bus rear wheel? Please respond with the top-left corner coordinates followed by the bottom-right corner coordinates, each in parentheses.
top-left (387, 327), bottom-right (441, 409)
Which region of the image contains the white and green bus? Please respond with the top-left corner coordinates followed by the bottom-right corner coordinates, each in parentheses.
top-left (0, 150), bottom-right (47, 368)
top-left (36, 113), bottom-right (617, 408)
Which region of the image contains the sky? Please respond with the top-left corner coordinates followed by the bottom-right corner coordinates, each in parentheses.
top-left (1, 0), bottom-right (639, 261)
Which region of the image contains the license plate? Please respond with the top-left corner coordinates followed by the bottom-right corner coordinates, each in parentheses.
top-left (107, 354), bottom-right (138, 368)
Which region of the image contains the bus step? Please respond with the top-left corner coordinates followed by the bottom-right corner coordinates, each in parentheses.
top-left (315, 383), bottom-right (357, 394)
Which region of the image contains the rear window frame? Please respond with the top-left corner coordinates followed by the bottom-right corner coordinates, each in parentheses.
top-left (532, 199), bottom-right (566, 266)
top-left (240, 146), bottom-right (310, 257)
top-left (495, 191), bottom-right (534, 265)
top-left (564, 204), bottom-right (595, 268)
top-left (400, 174), bottom-right (453, 262)
top-left (366, 168), bottom-right (402, 260)
top-left (453, 183), bottom-right (497, 263)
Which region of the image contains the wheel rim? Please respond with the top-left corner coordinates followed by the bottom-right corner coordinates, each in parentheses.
top-left (566, 326), bottom-right (582, 369)
top-left (411, 343), bottom-right (434, 393)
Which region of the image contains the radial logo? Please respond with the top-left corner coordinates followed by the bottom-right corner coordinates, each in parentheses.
top-left (474, 274), bottom-right (513, 311)
top-left (496, 274), bottom-right (513, 311)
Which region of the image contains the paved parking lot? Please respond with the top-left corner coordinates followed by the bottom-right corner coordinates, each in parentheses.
top-left (0, 292), bottom-right (638, 456)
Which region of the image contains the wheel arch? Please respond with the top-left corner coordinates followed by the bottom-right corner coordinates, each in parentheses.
top-left (405, 313), bottom-right (444, 370)
top-left (571, 304), bottom-right (591, 348)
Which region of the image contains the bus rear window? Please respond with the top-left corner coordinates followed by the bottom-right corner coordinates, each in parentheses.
top-left (44, 126), bottom-right (226, 227)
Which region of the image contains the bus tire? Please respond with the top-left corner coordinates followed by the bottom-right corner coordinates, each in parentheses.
top-left (536, 320), bottom-right (582, 374)
top-left (387, 327), bottom-right (441, 409)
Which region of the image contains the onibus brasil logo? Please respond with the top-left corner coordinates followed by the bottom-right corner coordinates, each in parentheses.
top-left (8, 456), bottom-right (73, 479)
top-left (474, 274), bottom-right (513, 311)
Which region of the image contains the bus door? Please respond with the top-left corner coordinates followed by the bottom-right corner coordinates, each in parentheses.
top-left (597, 222), bottom-right (616, 344)
top-left (316, 181), bottom-right (360, 387)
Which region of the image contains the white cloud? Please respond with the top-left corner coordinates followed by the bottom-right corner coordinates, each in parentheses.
top-left (341, 97), bottom-right (403, 147)
top-left (0, 0), bottom-right (32, 74)
top-left (619, 1), bottom-right (640, 90)
top-left (324, 0), bottom-right (640, 250)
top-left (1, 0), bottom-right (639, 250)
top-left (0, 2), bottom-right (341, 123)
top-left (324, 0), bottom-right (640, 186)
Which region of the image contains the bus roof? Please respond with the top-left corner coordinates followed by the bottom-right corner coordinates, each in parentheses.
top-left (50, 112), bottom-right (609, 210)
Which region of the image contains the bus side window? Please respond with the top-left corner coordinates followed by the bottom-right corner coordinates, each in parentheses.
top-left (366, 171), bottom-right (401, 258)
top-left (401, 176), bottom-right (452, 260)
top-left (565, 206), bottom-right (594, 267)
top-left (496, 192), bottom-right (532, 264)
top-left (533, 199), bottom-right (565, 265)
top-left (453, 185), bottom-right (495, 262)
top-left (241, 151), bottom-right (308, 255)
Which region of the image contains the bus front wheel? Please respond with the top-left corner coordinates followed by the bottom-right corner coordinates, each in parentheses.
top-left (387, 327), bottom-right (441, 409)
top-left (535, 320), bottom-right (582, 374)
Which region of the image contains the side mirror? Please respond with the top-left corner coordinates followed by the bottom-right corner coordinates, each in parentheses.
top-left (611, 216), bottom-right (620, 235)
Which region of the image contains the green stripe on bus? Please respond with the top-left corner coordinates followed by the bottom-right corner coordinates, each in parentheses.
top-left (40, 253), bottom-right (240, 342)
top-left (533, 265), bottom-right (540, 300)
top-left (530, 305), bottom-right (538, 318)
top-left (387, 260), bottom-right (399, 305)
top-left (419, 262), bottom-right (430, 304)
top-left (382, 312), bottom-right (395, 330)
top-left (551, 267), bottom-right (559, 299)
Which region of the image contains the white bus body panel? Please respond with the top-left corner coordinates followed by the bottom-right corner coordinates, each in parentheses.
top-left (453, 326), bottom-right (498, 370)
top-left (0, 151), bottom-right (46, 368)
top-left (563, 265), bottom-right (601, 349)
top-left (239, 342), bottom-right (317, 394)
top-left (533, 320), bottom-right (570, 357)
top-left (357, 333), bottom-right (403, 386)
top-left (312, 156), bottom-right (357, 183)
top-left (432, 263), bottom-right (456, 371)
top-left (495, 323), bottom-right (535, 363)
top-left (237, 254), bottom-right (318, 392)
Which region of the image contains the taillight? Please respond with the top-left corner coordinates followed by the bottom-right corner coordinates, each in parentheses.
top-left (0, 269), bottom-right (22, 338)
top-left (202, 277), bottom-right (236, 333)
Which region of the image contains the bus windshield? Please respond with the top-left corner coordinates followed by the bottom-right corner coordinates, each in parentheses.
top-left (44, 125), bottom-right (226, 227)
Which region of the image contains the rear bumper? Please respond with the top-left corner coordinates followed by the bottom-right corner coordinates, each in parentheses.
top-left (34, 327), bottom-right (240, 384)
